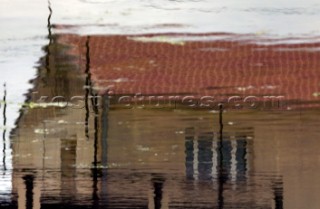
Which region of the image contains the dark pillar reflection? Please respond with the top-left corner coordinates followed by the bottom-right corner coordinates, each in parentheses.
top-left (152, 176), bottom-right (165, 209)
top-left (23, 175), bottom-right (34, 209)
top-left (101, 95), bottom-right (109, 167)
top-left (43, 0), bottom-right (52, 86)
top-left (273, 179), bottom-right (284, 209)
top-left (92, 92), bottom-right (99, 168)
top-left (84, 35), bottom-right (102, 208)
top-left (217, 104), bottom-right (225, 209)
top-left (92, 168), bottom-right (100, 209)
top-left (2, 83), bottom-right (7, 172)
top-left (92, 93), bottom-right (100, 208)
top-left (85, 36), bottom-right (91, 140)
top-left (47, 0), bottom-right (52, 42)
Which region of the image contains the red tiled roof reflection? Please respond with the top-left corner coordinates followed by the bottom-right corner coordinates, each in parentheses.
top-left (58, 33), bottom-right (320, 107)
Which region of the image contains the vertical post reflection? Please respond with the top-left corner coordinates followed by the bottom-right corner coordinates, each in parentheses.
top-left (85, 36), bottom-right (91, 140)
top-left (23, 175), bottom-right (34, 209)
top-left (2, 83), bottom-right (7, 172)
top-left (101, 95), bottom-right (109, 167)
top-left (84, 35), bottom-right (101, 208)
top-left (274, 179), bottom-right (283, 209)
top-left (92, 94), bottom-right (99, 167)
top-left (92, 93), bottom-right (100, 208)
top-left (152, 176), bottom-right (165, 209)
top-left (43, 0), bottom-right (52, 86)
top-left (47, 0), bottom-right (52, 40)
top-left (217, 104), bottom-right (225, 209)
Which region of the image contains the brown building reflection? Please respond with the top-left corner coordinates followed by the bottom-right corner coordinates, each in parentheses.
top-left (6, 27), bottom-right (320, 209)
top-left (10, 34), bottom-right (98, 208)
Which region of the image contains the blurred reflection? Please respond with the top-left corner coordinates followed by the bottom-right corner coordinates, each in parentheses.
top-left (1, 31), bottom-right (288, 206)
top-left (184, 107), bottom-right (286, 208)
top-left (185, 131), bottom-right (214, 181)
top-left (4, 5), bottom-right (320, 208)
top-left (7, 29), bottom-right (320, 208)
top-left (23, 175), bottom-right (34, 209)
top-left (217, 105), bottom-right (225, 209)
top-left (185, 128), bottom-right (249, 182)
top-left (60, 139), bottom-right (77, 201)
top-left (84, 36), bottom-right (91, 140)
top-left (2, 0), bottom-right (320, 208)
top-left (42, 0), bottom-right (52, 87)
top-left (273, 179), bottom-right (284, 209)
top-left (2, 84), bottom-right (7, 172)
top-left (151, 175), bottom-right (165, 209)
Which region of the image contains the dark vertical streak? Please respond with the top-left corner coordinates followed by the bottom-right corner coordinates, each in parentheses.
top-left (92, 173), bottom-right (99, 209)
top-left (23, 175), bottom-right (34, 209)
top-left (84, 36), bottom-right (100, 207)
top-left (101, 95), bottom-right (109, 167)
top-left (40, 0), bottom-right (52, 189)
top-left (85, 36), bottom-right (91, 140)
top-left (43, 0), bottom-right (53, 86)
top-left (92, 94), bottom-right (99, 167)
top-left (274, 179), bottom-right (284, 209)
top-left (152, 177), bottom-right (164, 209)
top-left (2, 83), bottom-right (7, 171)
top-left (217, 104), bottom-right (224, 209)
top-left (91, 94), bottom-right (100, 207)
top-left (47, 0), bottom-right (52, 38)
top-left (92, 97), bottom-right (100, 208)
top-left (101, 94), bottom-right (109, 203)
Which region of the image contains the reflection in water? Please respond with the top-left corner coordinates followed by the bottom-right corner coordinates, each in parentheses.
top-left (273, 179), bottom-right (284, 209)
top-left (60, 138), bottom-right (77, 201)
top-left (84, 36), bottom-right (102, 209)
top-left (101, 94), bottom-right (109, 168)
top-left (2, 84), bottom-right (7, 172)
top-left (1, 0), bottom-right (320, 209)
top-left (0, 82), bottom-right (12, 208)
top-left (2, 30), bottom-right (320, 208)
top-left (51, 0), bottom-right (320, 36)
top-left (2, 32), bottom-right (319, 208)
top-left (43, 0), bottom-right (53, 86)
top-left (85, 36), bottom-right (91, 140)
top-left (23, 175), bottom-right (34, 209)
top-left (184, 106), bottom-right (265, 208)
top-left (218, 104), bottom-right (225, 209)
top-left (152, 176), bottom-right (165, 209)
top-left (185, 107), bottom-right (249, 183)
top-left (1, 4), bottom-right (320, 208)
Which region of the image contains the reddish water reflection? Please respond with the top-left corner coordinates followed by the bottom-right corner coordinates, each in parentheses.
top-left (1, 0), bottom-right (320, 208)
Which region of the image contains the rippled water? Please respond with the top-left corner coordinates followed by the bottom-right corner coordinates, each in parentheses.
top-left (1, 0), bottom-right (320, 208)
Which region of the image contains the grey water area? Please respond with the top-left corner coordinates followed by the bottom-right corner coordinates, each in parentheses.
top-left (0, 0), bottom-right (320, 208)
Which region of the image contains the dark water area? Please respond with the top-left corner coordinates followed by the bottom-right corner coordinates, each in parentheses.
top-left (1, 0), bottom-right (320, 209)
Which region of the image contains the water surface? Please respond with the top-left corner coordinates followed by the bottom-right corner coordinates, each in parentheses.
top-left (1, 0), bottom-right (320, 208)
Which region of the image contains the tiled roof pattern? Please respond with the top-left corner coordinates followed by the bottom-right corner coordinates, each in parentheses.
top-left (58, 33), bottom-right (320, 107)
